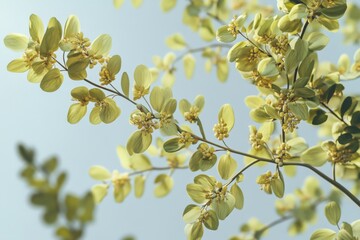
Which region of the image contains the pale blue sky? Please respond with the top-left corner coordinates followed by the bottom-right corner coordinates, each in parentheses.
top-left (0, 0), bottom-right (359, 240)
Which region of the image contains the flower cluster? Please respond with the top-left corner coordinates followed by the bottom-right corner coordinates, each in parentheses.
top-left (130, 111), bottom-right (158, 134)
top-left (213, 119), bottom-right (230, 140)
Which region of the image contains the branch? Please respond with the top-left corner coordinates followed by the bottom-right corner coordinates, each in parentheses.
top-left (179, 127), bottom-right (274, 162)
top-left (254, 215), bottom-right (293, 239)
top-left (282, 162), bottom-right (360, 208)
top-left (206, 12), bottom-right (226, 25)
top-left (172, 43), bottom-right (231, 66)
top-left (321, 102), bottom-right (349, 126)
top-left (224, 159), bottom-right (263, 188)
top-left (53, 56), bottom-right (137, 106)
top-left (128, 166), bottom-right (188, 176)
top-left (196, 118), bottom-right (207, 140)
top-left (237, 30), bottom-right (270, 56)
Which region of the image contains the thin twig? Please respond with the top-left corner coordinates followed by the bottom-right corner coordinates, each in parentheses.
top-left (254, 215), bottom-right (293, 239)
top-left (172, 43), bottom-right (231, 65)
top-left (321, 102), bottom-right (349, 126)
top-left (196, 118), bottom-right (207, 140)
top-left (128, 166), bottom-right (188, 176)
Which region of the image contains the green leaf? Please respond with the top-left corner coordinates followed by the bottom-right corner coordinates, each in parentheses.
top-left (301, 145), bottom-right (328, 166)
top-left (65, 194), bottom-right (79, 221)
top-left (337, 229), bottom-right (354, 240)
top-left (99, 98), bottom-right (121, 124)
top-left (134, 175), bottom-right (145, 198)
top-left (307, 32), bottom-right (329, 51)
top-left (131, 154), bottom-right (152, 171)
top-left (78, 192), bottom-right (95, 222)
top-left (190, 222), bottom-right (204, 240)
top-left (40, 68), bottom-right (64, 92)
top-left (288, 102), bottom-right (309, 120)
top-left (194, 95), bottom-right (205, 111)
top-left (89, 165), bottom-right (111, 180)
top-left (211, 193), bottom-right (235, 220)
top-left (218, 153), bottom-right (237, 180)
top-left (134, 64), bottom-right (152, 88)
top-left (218, 104), bottom-right (235, 131)
top-left (108, 55), bottom-right (121, 75)
top-left (127, 130), bottom-right (152, 155)
top-left (68, 59), bottom-right (89, 80)
top-left (186, 183), bottom-right (206, 204)
top-left (63, 15), bottom-right (80, 39)
top-left (89, 106), bottom-right (101, 125)
top-left (198, 153), bottom-right (217, 171)
top-left (56, 172), bottom-right (67, 190)
top-left (89, 88), bottom-right (106, 101)
top-left (67, 103), bottom-right (87, 124)
top-left (41, 157), bottom-right (58, 174)
top-left (91, 34), bottom-right (112, 56)
top-left (312, 111), bottom-right (328, 125)
top-left (352, 219), bottom-right (360, 238)
top-left (189, 151), bottom-right (201, 171)
top-left (183, 204), bottom-right (201, 223)
top-left (154, 174), bottom-right (173, 197)
top-left (278, 15), bottom-right (302, 33)
top-left (91, 184), bottom-right (108, 204)
top-left (4, 34), bottom-right (29, 51)
top-left (40, 17), bottom-right (62, 56)
top-left (319, 4), bottom-right (347, 19)
top-left (230, 184), bottom-right (244, 209)
top-left (163, 137), bottom-right (182, 153)
top-left (203, 210), bottom-right (219, 230)
top-left (160, 0), bottom-right (177, 12)
top-left (257, 57), bottom-right (279, 77)
top-left (325, 201), bottom-right (341, 226)
top-left (271, 171), bottom-right (285, 198)
top-left (121, 72), bottom-right (130, 97)
top-left (288, 4), bottom-right (307, 21)
top-left (317, 16), bottom-right (339, 31)
top-left (56, 227), bottom-right (72, 239)
top-left (294, 38), bottom-right (308, 62)
top-left (285, 50), bottom-right (299, 73)
top-left (29, 14), bottom-right (44, 42)
top-left (166, 33), bottom-right (187, 50)
top-left (150, 86), bottom-right (173, 112)
top-left (340, 97), bottom-right (352, 118)
top-left (216, 25), bottom-right (236, 43)
top-left (310, 229), bottom-right (337, 240)
top-left (216, 58), bottom-right (229, 82)
top-left (244, 96), bottom-right (265, 109)
top-left (299, 53), bottom-right (316, 79)
top-left (351, 111), bottom-right (360, 127)
top-left (7, 59), bottom-right (28, 73)
top-left (338, 133), bottom-right (353, 145)
top-left (294, 77), bottom-right (310, 89)
top-left (294, 87), bottom-right (315, 98)
top-left (183, 54), bottom-right (195, 79)
top-left (18, 144), bottom-right (35, 165)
